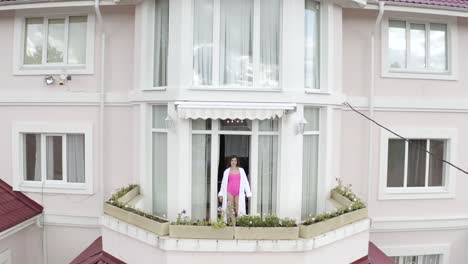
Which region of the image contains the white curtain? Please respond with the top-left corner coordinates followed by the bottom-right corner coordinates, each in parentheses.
top-left (153, 132), bottom-right (167, 217)
top-left (67, 134), bottom-right (85, 183)
top-left (46, 136), bottom-right (62, 181)
top-left (220, 0), bottom-right (253, 86)
top-left (407, 140), bottom-right (426, 187)
top-left (302, 135), bottom-right (319, 219)
top-left (257, 135), bottom-right (278, 215)
top-left (154, 0), bottom-right (169, 87)
top-left (259, 0), bottom-right (280, 88)
top-left (24, 134), bottom-right (42, 181)
top-left (193, 0), bottom-right (213, 85)
top-left (191, 134), bottom-right (211, 220)
top-left (304, 0), bottom-right (320, 89)
top-left (422, 254), bottom-right (440, 264)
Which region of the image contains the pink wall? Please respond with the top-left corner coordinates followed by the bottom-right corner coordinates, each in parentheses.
top-left (0, 224), bottom-right (43, 264)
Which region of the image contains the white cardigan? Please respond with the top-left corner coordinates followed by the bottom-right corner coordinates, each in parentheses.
top-left (218, 167), bottom-right (252, 220)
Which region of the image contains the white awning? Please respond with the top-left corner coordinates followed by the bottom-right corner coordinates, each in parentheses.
top-left (175, 102), bottom-right (296, 120)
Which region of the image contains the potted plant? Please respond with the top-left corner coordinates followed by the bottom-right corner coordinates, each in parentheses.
top-left (169, 211), bottom-right (234, 240)
top-left (234, 215), bottom-right (299, 240)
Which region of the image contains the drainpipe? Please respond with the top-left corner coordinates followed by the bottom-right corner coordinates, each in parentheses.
top-left (368, 1), bottom-right (385, 203)
top-left (94, 0), bottom-right (106, 216)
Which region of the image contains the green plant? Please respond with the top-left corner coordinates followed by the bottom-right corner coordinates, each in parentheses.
top-left (106, 200), bottom-right (168, 223)
top-left (236, 215), bottom-right (297, 227)
top-left (109, 184), bottom-right (138, 202)
top-left (172, 210), bottom-right (227, 228)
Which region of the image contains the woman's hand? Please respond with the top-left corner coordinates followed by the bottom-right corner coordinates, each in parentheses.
top-left (218, 196), bottom-right (223, 203)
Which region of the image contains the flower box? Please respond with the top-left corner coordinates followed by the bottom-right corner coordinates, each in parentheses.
top-left (169, 225), bottom-right (234, 240)
top-left (104, 203), bottom-right (169, 236)
top-left (299, 208), bottom-right (368, 239)
top-left (330, 190), bottom-right (353, 208)
top-left (234, 226), bottom-right (299, 240)
top-left (117, 186), bottom-right (140, 205)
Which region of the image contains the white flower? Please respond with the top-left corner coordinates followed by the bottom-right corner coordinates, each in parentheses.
top-left (249, 221), bottom-right (253, 224)
top-left (353, 198), bottom-right (357, 202)
top-left (348, 207), bottom-right (352, 211)
top-left (312, 218), bottom-right (315, 221)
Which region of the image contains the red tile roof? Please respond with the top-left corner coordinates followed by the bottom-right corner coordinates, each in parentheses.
top-left (0, 179), bottom-right (43, 233)
top-left (352, 242), bottom-right (395, 264)
top-left (385, 0), bottom-right (468, 9)
top-left (70, 237), bottom-right (126, 264)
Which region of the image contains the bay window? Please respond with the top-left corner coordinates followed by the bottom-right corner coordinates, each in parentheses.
top-left (301, 107), bottom-right (319, 219)
top-left (152, 105), bottom-right (168, 217)
top-left (390, 254), bottom-right (442, 264)
top-left (192, 0), bottom-right (282, 88)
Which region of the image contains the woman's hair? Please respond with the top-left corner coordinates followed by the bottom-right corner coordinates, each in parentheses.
top-left (229, 155), bottom-right (240, 167)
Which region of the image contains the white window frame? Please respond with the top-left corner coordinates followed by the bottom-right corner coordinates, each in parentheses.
top-left (0, 249), bottom-right (11, 264)
top-left (382, 244), bottom-right (450, 264)
top-left (12, 122), bottom-right (93, 194)
top-left (381, 15), bottom-right (458, 80)
top-left (187, 0), bottom-right (283, 91)
top-left (189, 119), bottom-right (281, 221)
top-left (13, 10), bottom-right (95, 75)
top-left (379, 127), bottom-right (457, 200)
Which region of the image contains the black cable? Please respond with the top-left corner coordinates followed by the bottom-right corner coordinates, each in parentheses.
top-left (343, 102), bottom-right (468, 175)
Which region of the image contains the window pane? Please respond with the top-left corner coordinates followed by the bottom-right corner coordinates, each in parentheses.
top-left (191, 134), bottom-right (211, 221)
top-left (192, 119), bottom-right (212, 130)
top-left (304, 0), bottom-right (320, 89)
top-left (409, 23), bottom-right (426, 69)
top-left (422, 254), bottom-right (441, 264)
top-left (152, 105), bottom-right (168, 129)
top-left (428, 139), bottom-right (445, 187)
top-left (258, 0), bottom-right (281, 88)
top-left (302, 135), bottom-right (318, 219)
top-left (68, 16), bottom-right (87, 64)
top-left (67, 134), bottom-right (85, 183)
top-left (387, 139), bottom-right (405, 187)
top-left (388, 20), bottom-right (406, 69)
top-left (407, 139), bottom-right (426, 187)
top-left (47, 18), bottom-right (65, 63)
top-left (153, 132), bottom-right (167, 217)
top-left (24, 134), bottom-right (41, 181)
top-left (193, 0), bottom-right (213, 85)
top-left (259, 119), bottom-right (279, 132)
top-left (220, 119), bottom-right (252, 131)
top-left (403, 256), bottom-right (418, 264)
top-left (24, 18), bottom-right (44, 65)
top-left (304, 107), bottom-right (319, 131)
top-left (154, 0), bottom-right (169, 87)
top-left (429, 23), bottom-right (447, 71)
top-left (46, 136), bottom-right (63, 181)
top-left (220, 0), bottom-right (253, 86)
top-left (258, 135), bottom-right (278, 215)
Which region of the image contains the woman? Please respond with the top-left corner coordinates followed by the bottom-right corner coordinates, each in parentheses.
top-left (218, 155), bottom-right (252, 223)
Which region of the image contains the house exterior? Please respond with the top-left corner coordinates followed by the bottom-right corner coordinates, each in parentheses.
top-left (0, 0), bottom-right (467, 263)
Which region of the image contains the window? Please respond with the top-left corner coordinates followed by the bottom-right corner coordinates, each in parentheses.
top-left (304, 0), bottom-right (320, 90)
top-left (390, 254), bottom-right (442, 264)
top-left (0, 250), bottom-right (11, 264)
top-left (301, 107), bottom-right (319, 219)
top-left (383, 18), bottom-right (456, 79)
top-left (387, 139), bottom-right (445, 188)
top-left (379, 128), bottom-right (457, 200)
top-left (12, 123), bottom-right (93, 194)
top-left (153, 0), bottom-right (169, 87)
top-left (152, 105), bottom-right (168, 217)
top-left (14, 13), bottom-right (94, 74)
top-left (192, 0), bottom-right (282, 89)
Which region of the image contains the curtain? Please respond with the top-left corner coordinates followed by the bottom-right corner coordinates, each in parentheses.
top-left (422, 254), bottom-right (440, 264)
top-left (67, 134), bottom-right (85, 183)
top-left (302, 135), bottom-right (319, 219)
top-left (224, 135), bottom-right (250, 157)
top-left (220, 0), bottom-right (253, 86)
top-left (153, 132), bottom-right (168, 217)
top-left (387, 139), bottom-right (405, 187)
top-left (191, 134), bottom-right (211, 221)
top-left (407, 140), bottom-right (426, 187)
top-left (154, 0), bottom-right (169, 87)
top-left (304, 0), bottom-right (320, 89)
top-left (257, 135), bottom-right (278, 215)
top-left (259, 0), bottom-right (280, 88)
top-left (46, 136), bottom-right (63, 181)
top-left (193, 0), bottom-right (213, 85)
top-left (24, 134), bottom-right (42, 181)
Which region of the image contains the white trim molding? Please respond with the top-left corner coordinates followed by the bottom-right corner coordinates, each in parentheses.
top-left (380, 14), bottom-right (458, 80)
top-left (11, 122), bottom-right (94, 194)
top-left (380, 243), bottom-right (450, 264)
top-left (42, 213), bottom-right (100, 228)
top-left (12, 10), bottom-right (96, 75)
top-left (378, 127), bottom-right (457, 200)
top-left (0, 249), bottom-right (12, 264)
top-left (0, 215), bottom-right (41, 241)
top-left (371, 216), bottom-right (468, 232)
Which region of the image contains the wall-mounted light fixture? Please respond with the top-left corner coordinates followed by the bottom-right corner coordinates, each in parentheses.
top-left (297, 117), bottom-right (308, 135)
top-left (44, 75), bottom-right (55, 85)
top-left (165, 115), bottom-right (175, 131)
